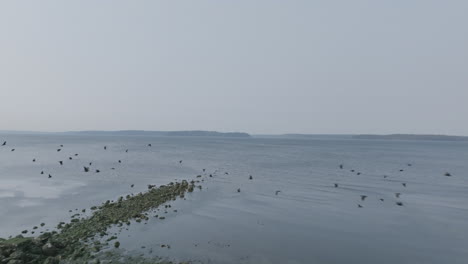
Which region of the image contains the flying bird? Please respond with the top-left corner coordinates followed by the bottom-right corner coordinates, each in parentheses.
top-left (59, 161), bottom-right (63, 165)
top-left (358, 204), bottom-right (363, 208)
top-left (95, 170), bottom-right (100, 173)
top-left (334, 183), bottom-right (338, 188)
top-left (444, 172), bottom-right (452, 177)
top-left (41, 171), bottom-right (44, 175)
top-left (396, 201), bottom-right (404, 206)
top-left (360, 195), bottom-right (367, 201)
top-left (48, 174), bottom-right (52, 178)
top-left (57, 149), bottom-right (61, 152)
top-left (83, 167), bottom-right (89, 172)
top-left (1, 141), bottom-right (6, 146)
top-left (11, 149), bottom-right (15, 152)
top-left (249, 175), bottom-right (253, 180)
top-left (402, 183), bottom-right (407, 187)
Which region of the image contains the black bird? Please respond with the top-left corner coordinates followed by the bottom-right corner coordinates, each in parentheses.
top-left (74, 154), bottom-right (78, 156)
top-left (237, 188), bottom-right (241, 193)
top-left (339, 164), bottom-right (343, 169)
top-left (96, 170), bottom-right (100, 173)
top-left (395, 193), bottom-right (401, 198)
top-left (351, 170), bottom-right (355, 172)
top-left (399, 169), bottom-right (404, 172)
top-left (111, 168), bottom-right (115, 170)
top-left (59, 161), bottom-right (63, 165)
top-left (69, 157), bottom-right (72, 160)
top-left (60, 145), bottom-right (63, 147)
top-left (41, 171), bottom-right (44, 175)
top-left (444, 172), bottom-right (452, 177)
top-left (379, 198), bottom-right (384, 202)
top-left (11, 149), bottom-right (15, 152)
top-left (131, 184), bottom-right (134, 188)
top-left (118, 160), bottom-right (121, 163)
top-left (33, 159), bottom-right (36, 162)
top-left (89, 162), bottom-right (92, 166)
top-left (383, 175), bottom-right (388, 179)
top-left (407, 163), bottom-right (412, 166)
top-left (249, 175), bottom-right (253, 180)
top-left (209, 174), bottom-right (213, 177)
top-left (57, 149), bottom-right (61, 152)
top-left (202, 169), bottom-right (206, 172)
top-left (396, 201), bottom-right (403, 206)
top-left (179, 160), bottom-right (183, 164)
top-left (357, 172), bottom-right (361, 175)
top-left (48, 174), bottom-right (52, 178)
top-left (148, 144), bottom-right (152, 147)
top-left (225, 172), bottom-right (229, 175)
top-left (126, 149), bottom-right (128, 153)
top-left (275, 190), bottom-right (281, 195)
top-left (334, 183), bottom-right (338, 188)
top-left (360, 195), bottom-right (367, 201)
top-left (358, 204), bottom-right (363, 208)
top-left (104, 146), bottom-right (107, 150)
top-left (83, 167), bottom-right (89, 172)
top-left (402, 183), bottom-right (407, 187)
top-left (1, 141), bottom-right (6, 146)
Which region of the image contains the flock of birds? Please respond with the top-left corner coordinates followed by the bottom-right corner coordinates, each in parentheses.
top-left (1, 140), bottom-right (184, 182)
top-left (335, 163), bottom-right (452, 208)
top-left (1, 139), bottom-right (454, 209)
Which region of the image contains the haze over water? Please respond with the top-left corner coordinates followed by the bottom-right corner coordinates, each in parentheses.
top-left (1, 134), bottom-right (467, 264)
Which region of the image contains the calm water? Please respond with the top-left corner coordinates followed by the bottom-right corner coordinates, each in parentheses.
top-left (1, 134), bottom-right (467, 264)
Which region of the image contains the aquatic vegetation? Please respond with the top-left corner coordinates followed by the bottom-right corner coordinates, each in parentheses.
top-left (0, 180), bottom-right (198, 263)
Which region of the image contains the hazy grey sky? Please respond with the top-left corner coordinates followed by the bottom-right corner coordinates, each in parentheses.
top-left (1, 1), bottom-right (467, 135)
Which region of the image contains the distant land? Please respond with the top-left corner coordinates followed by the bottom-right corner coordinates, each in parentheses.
top-left (62, 130), bottom-right (251, 138)
top-left (353, 134), bottom-right (468, 141)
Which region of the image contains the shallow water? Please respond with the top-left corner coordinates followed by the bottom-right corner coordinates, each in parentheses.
top-left (1, 134), bottom-right (467, 263)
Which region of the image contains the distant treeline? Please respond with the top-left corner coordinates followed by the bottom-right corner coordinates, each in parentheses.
top-left (353, 134), bottom-right (468, 141)
top-left (64, 130), bottom-right (251, 138)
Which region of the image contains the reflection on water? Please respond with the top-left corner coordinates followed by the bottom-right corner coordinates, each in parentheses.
top-left (0, 134), bottom-right (467, 263)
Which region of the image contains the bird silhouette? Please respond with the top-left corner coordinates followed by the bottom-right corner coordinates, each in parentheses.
top-left (275, 190), bottom-right (281, 195)
top-left (125, 149), bottom-right (128, 153)
top-left (11, 149), bottom-right (15, 152)
top-left (444, 172), bottom-right (452, 177)
top-left (399, 169), bottom-right (404, 172)
top-left (148, 144), bottom-right (152, 147)
top-left (48, 174), bottom-right (52, 178)
top-left (118, 160), bottom-right (121, 163)
top-left (339, 164), bottom-right (343, 169)
top-left (179, 160), bottom-right (183, 164)
top-left (360, 195), bottom-right (367, 201)
top-left (95, 170), bottom-right (100, 173)
top-left (249, 175), bottom-right (253, 180)
top-left (379, 198), bottom-right (384, 202)
top-left (383, 175), bottom-right (388, 179)
top-left (131, 184), bottom-right (134, 188)
top-left (59, 161), bottom-right (63, 165)
top-left (402, 183), bottom-right (407, 187)
top-left (396, 201), bottom-right (403, 206)
top-left (395, 193), bottom-right (401, 198)
top-left (358, 204), bottom-right (363, 208)
top-left (40, 171), bottom-right (44, 175)
top-left (334, 183), bottom-right (338, 188)
top-left (83, 167), bottom-right (89, 172)
top-left (237, 188), bottom-right (241, 193)
top-left (69, 157), bottom-right (72, 160)
top-left (89, 162), bottom-right (92, 166)
top-left (74, 154), bottom-right (78, 156)
top-left (32, 159), bottom-right (36, 162)
top-left (57, 149), bottom-right (61, 152)
top-left (1, 141), bottom-right (6, 146)
top-left (104, 146), bottom-right (107, 150)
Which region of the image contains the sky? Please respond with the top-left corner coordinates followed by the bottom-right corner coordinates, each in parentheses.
top-left (0, 1), bottom-right (467, 135)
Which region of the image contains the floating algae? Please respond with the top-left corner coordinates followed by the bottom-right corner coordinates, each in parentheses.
top-left (0, 180), bottom-right (197, 264)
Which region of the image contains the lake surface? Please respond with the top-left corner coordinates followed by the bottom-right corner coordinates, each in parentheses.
top-left (1, 134), bottom-right (467, 264)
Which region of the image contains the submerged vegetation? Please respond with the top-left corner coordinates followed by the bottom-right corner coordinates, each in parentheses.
top-left (0, 180), bottom-right (196, 264)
